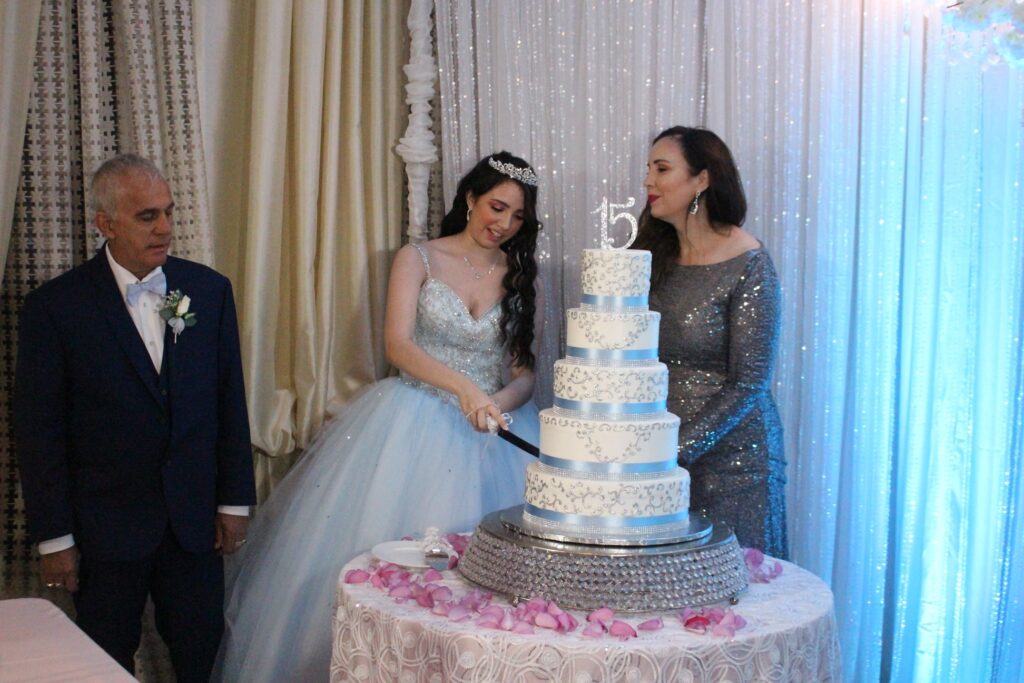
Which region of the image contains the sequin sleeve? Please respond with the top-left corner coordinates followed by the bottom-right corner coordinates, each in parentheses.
top-left (677, 251), bottom-right (782, 464)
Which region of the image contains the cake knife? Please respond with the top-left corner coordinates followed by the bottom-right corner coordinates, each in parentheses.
top-left (497, 428), bottom-right (540, 458)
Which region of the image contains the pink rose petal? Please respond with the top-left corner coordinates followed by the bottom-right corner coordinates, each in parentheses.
top-left (526, 597), bottom-right (548, 612)
top-left (431, 601), bottom-right (451, 616)
top-left (582, 621), bottom-right (606, 638)
top-left (476, 614), bottom-right (501, 629)
top-left (448, 605), bottom-right (471, 622)
top-left (430, 586), bottom-right (453, 602)
top-left (743, 547), bottom-right (764, 565)
top-left (556, 613), bottom-right (573, 633)
top-left (423, 568), bottom-right (443, 582)
top-left (511, 621), bottom-right (535, 635)
top-left (415, 592), bottom-right (434, 609)
top-left (388, 585), bottom-right (412, 599)
top-left (534, 612), bottom-right (559, 629)
top-left (480, 605), bottom-right (506, 620)
top-left (587, 607), bottom-right (615, 625)
top-left (608, 620), bottom-right (637, 640)
top-left (546, 601), bottom-right (565, 617)
top-left (711, 622), bottom-right (736, 638)
top-left (447, 555), bottom-right (459, 570)
top-left (562, 612), bottom-right (580, 631)
top-left (344, 569), bottom-right (370, 584)
top-left (500, 611), bottom-right (516, 631)
top-left (683, 615), bottom-right (710, 634)
top-left (637, 617), bottom-right (664, 631)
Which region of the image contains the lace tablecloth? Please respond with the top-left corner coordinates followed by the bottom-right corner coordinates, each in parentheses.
top-left (331, 552), bottom-right (840, 683)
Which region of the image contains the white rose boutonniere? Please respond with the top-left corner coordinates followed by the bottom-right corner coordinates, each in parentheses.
top-left (159, 289), bottom-right (197, 343)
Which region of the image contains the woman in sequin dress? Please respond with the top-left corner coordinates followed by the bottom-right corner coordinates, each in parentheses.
top-left (213, 152), bottom-right (543, 682)
top-left (634, 127), bottom-right (787, 558)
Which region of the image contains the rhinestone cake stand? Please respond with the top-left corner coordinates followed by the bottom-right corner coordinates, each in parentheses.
top-left (459, 506), bottom-right (749, 612)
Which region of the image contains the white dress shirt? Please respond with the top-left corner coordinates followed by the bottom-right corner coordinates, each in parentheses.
top-left (38, 247), bottom-right (247, 556)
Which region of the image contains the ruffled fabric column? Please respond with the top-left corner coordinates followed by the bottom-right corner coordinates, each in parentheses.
top-left (396, 0), bottom-right (437, 243)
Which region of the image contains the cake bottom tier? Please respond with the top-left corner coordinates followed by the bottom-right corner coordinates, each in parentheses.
top-left (459, 507), bottom-right (749, 612)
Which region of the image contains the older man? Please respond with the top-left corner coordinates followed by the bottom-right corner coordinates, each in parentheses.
top-left (15, 154), bottom-right (256, 681)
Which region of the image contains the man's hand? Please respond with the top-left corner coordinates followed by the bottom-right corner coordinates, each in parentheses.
top-left (215, 512), bottom-right (250, 556)
top-left (40, 546), bottom-right (80, 592)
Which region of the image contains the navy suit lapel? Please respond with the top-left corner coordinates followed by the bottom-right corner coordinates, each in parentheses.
top-left (84, 250), bottom-right (165, 409)
top-left (161, 259), bottom-right (181, 396)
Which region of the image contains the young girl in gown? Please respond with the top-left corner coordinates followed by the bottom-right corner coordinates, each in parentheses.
top-left (213, 152), bottom-right (543, 682)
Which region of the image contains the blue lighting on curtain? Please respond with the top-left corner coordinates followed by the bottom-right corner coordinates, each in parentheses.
top-left (858, 5), bottom-right (1024, 682)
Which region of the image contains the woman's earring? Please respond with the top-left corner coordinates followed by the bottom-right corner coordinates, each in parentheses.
top-left (689, 190), bottom-right (702, 216)
top-left (466, 207), bottom-right (472, 221)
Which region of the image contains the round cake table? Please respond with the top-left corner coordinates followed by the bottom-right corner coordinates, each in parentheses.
top-left (331, 551), bottom-right (841, 683)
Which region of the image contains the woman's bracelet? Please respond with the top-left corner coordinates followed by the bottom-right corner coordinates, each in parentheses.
top-left (464, 403), bottom-right (500, 418)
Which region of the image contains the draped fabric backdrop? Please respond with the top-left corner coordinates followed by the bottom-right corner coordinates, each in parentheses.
top-left (434, 1), bottom-right (1024, 681)
top-left (0, 1), bottom-right (44, 277)
top-left (194, 0), bottom-right (408, 495)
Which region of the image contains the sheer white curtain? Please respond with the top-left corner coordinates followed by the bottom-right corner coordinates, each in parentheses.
top-left (434, 1), bottom-right (1024, 680)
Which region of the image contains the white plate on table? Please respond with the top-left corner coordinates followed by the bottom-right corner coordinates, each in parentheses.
top-left (371, 540), bottom-right (428, 568)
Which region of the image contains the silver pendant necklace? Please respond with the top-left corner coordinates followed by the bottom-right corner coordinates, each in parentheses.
top-left (463, 254), bottom-right (499, 280)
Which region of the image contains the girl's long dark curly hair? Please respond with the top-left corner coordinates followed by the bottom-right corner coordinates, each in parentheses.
top-left (633, 126), bottom-right (747, 290)
top-left (439, 151), bottom-right (541, 370)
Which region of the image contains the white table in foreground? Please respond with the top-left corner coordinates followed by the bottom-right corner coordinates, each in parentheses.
top-left (331, 551), bottom-right (841, 683)
top-left (0, 598), bottom-right (135, 683)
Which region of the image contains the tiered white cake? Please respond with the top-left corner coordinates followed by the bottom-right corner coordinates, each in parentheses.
top-left (522, 249), bottom-right (690, 542)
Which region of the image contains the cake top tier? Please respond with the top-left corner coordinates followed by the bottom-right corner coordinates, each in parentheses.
top-left (580, 249), bottom-right (652, 308)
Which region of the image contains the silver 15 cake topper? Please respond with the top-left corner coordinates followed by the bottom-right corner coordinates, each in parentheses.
top-left (592, 196), bottom-right (638, 249)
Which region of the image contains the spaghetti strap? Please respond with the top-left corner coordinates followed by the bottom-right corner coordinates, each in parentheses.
top-left (410, 242), bottom-right (431, 277)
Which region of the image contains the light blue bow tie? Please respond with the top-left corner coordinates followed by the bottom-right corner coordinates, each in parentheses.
top-left (125, 272), bottom-right (167, 307)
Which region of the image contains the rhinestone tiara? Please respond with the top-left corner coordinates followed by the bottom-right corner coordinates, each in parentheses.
top-left (488, 157), bottom-right (539, 186)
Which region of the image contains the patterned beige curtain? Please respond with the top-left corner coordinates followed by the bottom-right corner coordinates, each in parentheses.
top-left (0, 1), bottom-right (212, 677)
top-left (195, 0), bottom-right (408, 495)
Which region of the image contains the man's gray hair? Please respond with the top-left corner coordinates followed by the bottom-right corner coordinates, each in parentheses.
top-left (90, 154), bottom-right (166, 214)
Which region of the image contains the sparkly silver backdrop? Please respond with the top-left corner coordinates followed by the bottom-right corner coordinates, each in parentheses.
top-left (431, 2), bottom-right (1024, 681)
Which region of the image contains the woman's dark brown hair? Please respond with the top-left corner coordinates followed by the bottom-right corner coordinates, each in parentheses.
top-left (633, 127), bottom-right (747, 289)
top-left (440, 151), bottom-right (541, 370)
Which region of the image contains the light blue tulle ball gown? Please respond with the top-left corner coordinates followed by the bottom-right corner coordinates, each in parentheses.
top-left (212, 245), bottom-right (538, 682)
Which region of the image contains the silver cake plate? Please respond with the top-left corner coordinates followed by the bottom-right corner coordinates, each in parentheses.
top-left (459, 507), bottom-right (749, 612)
top-left (502, 505), bottom-right (712, 547)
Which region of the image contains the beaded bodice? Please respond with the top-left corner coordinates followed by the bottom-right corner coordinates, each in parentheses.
top-left (400, 245), bottom-right (505, 397)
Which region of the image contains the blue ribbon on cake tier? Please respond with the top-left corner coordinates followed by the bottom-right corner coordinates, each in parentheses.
top-left (565, 346), bottom-right (659, 361)
top-left (524, 504), bottom-right (689, 528)
top-left (581, 293), bottom-right (648, 308)
top-left (538, 452), bottom-right (678, 474)
top-left (553, 397), bottom-right (667, 414)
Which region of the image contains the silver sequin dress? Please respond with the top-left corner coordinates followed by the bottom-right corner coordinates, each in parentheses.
top-left (649, 248), bottom-right (787, 558)
top-left (214, 244), bottom-right (538, 682)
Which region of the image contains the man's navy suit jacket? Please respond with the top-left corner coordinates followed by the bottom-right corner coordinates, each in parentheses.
top-left (15, 249), bottom-right (257, 561)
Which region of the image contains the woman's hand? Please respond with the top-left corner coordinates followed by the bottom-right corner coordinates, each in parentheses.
top-left (458, 384), bottom-right (507, 433)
